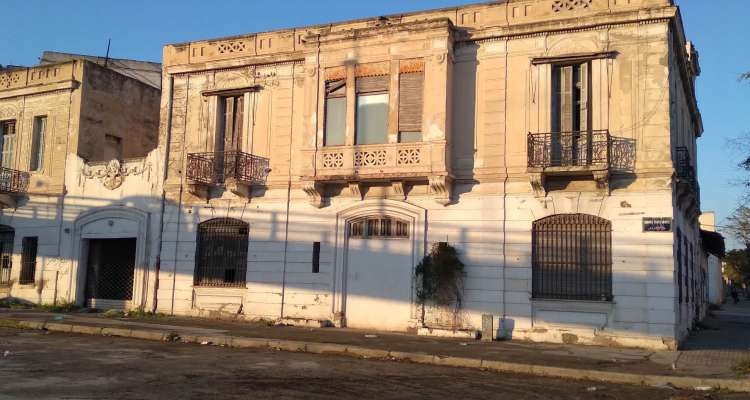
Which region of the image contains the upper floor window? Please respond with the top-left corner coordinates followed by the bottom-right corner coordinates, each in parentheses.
top-left (324, 79), bottom-right (346, 146)
top-left (532, 214), bottom-right (612, 301)
top-left (0, 120), bottom-right (16, 169)
top-left (356, 75), bottom-right (389, 145)
top-left (398, 70), bottom-right (424, 143)
top-left (30, 116), bottom-right (46, 171)
top-left (551, 62), bottom-right (590, 133)
top-left (217, 95), bottom-right (244, 153)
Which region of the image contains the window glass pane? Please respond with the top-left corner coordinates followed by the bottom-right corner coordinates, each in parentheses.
top-left (356, 93), bottom-right (389, 145)
top-left (398, 131), bottom-right (422, 143)
top-left (324, 97), bottom-right (346, 146)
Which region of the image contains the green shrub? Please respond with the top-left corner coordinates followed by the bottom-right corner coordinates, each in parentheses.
top-left (415, 242), bottom-right (465, 306)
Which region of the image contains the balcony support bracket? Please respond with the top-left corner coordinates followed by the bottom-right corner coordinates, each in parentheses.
top-left (187, 183), bottom-right (210, 199)
top-left (348, 182), bottom-right (364, 200)
top-left (593, 170), bottom-right (610, 194)
top-left (0, 194), bottom-right (19, 209)
top-left (391, 181), bottom-right (407, 201)
top-left (303, 181), bottom-right (325, 208)
top-left (429, 175), bottom-right (453, 206)
top-left (529, 172), bottom-right (546, 198)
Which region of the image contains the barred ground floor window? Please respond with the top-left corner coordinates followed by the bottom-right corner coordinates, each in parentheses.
top-left (194, 218), bottom-right (249, 287)
top-left (532, 214), bottom-right (612, 301)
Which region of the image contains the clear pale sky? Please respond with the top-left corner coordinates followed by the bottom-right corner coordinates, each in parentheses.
top-left (2, 0), bottom-right (748, 246)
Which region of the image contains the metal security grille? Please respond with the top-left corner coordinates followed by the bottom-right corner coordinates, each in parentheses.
top-left (349, 217), bottom-right (409, 239)
top-left (85, 239), bottom-right (136, 301)
top-left (532, 214), bottom-right (612, 301)
top-left (19, 237), bottom-right (37, 285)
top-left (195, 218), bottom-right (249, 287)
top-left (0, 225), bottom-right (14, 285)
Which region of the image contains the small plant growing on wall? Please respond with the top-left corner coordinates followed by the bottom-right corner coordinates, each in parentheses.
top-left (415, 242), bottom-right (465, 307)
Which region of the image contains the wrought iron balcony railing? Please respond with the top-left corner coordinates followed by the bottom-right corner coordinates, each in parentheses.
top-left (0, 167), bottom-right (30, 194)
top-left (675, 146), bottom-right (699, 206)
top-left (675, 147), bottom-right (696, 183)
top-left (186, 151), bottom-right (270, 187)
top-left (527, 130), bottom-right (611, 169)
top-left (527, 130), bottom-right (637, 173)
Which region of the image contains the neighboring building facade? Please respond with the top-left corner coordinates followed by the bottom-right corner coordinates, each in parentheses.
top-left (699, 212), bottom-right (725, 306)
top-left (0, 55), bottom-right (162, 310)
top-left (154, 0), bottom-right (701, 349)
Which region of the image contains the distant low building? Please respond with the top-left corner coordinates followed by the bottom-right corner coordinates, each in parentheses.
top-left (699, 212), bottom-right (725, 306)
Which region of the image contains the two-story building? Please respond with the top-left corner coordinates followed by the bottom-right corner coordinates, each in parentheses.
top-left (0, 53), bottom-right (163, 311)
top-left (155, 0), bottom-right (705, 349)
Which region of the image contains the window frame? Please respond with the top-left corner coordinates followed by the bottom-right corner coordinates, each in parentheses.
top-left (0, 119), bottom-right (17, 170)
top-left (30, 116), bottom-right (46, 172)
top-left (194, 218), bottom-right (249, 288)
top-left (19, 236), bottom-right (38, 285)
top-left (349, 216), bottom-right (409, 239)
top-left (531, 214), bottom-right (613, 302)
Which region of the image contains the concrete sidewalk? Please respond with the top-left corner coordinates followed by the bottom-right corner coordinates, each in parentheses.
top-left (0, 307), bottom-right (748, 392)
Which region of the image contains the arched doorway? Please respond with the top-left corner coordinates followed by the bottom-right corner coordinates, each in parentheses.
top-left (72, 207), bottom-right (151, 310)
top-left (333, 200), bottom-right (426, 332)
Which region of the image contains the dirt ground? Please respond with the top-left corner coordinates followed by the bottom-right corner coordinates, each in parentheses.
top-left (0, 328), bottom-right (745, 400)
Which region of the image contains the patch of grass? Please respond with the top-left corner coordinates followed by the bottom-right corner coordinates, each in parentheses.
top-left (38, 302), bottom-right (80, 313)
top-left (0, 298), bottom-right (33, 309)
top-left (103, 308), bottom-right (167, 319)
top-left (732, 360), bottom-right (750, 376)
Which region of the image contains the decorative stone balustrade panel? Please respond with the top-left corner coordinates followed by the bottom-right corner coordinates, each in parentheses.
top-left (316, 142), bottom-right (433, 179)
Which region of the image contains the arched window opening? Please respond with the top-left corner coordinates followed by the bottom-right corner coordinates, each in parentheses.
top-left (194, 218), bottom-right (249, 287)
top-left (349, 216), bottom-right (409, 239)
top-left (532, 214), bottom-right (612, 301)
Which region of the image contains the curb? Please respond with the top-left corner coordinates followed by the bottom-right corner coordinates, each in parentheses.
top-left (5, 318), bottom-right (749, 393)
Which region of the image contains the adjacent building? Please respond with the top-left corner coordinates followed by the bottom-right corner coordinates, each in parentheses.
top-left (0, 53), bottom-right (162, 310)
top-left (155, 0), bottom-right (706, 349)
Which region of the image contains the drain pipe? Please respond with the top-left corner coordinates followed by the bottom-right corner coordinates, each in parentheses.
top-left (279, 64), bottom-right (298, 320)
top-left (500, 37), bottom-right (510, 338)
top-left (152, 75), bottom-right (174, 313)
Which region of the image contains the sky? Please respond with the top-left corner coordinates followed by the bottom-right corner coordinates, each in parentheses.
top-left (1, 0), bottom-right (748, 246)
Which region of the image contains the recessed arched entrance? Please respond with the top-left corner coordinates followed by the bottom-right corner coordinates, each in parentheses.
top-left (71, 207), bottom-right (151, 310)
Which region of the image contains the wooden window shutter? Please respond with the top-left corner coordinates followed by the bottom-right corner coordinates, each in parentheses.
top-left (326, 79), bottom-right (346, 98)
top-left (398, 72), bottom-right (423, 132)
top-left (578, 62), bottom-right (589, 131)
top-left (223, 95), bottom-right (243, 151)
top-left (356, 75), bottom-right (389, 93)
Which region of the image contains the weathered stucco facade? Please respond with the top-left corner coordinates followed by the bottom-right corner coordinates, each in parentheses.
top-left (155, 0), bottom-right (706, 349)
top-left (0, 56), bottom-right (162, 311)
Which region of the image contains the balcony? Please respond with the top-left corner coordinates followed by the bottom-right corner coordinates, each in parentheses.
top-left (301, 141), bottom-right (451, 207)
top-left (526, 129), bottom-right (635, 196)
top-left (0, 167), bottom-right (29, 208)
top-left (186, 151), bottom-right (270, 198)
top-left (675, 146), bottom-right (700, 213)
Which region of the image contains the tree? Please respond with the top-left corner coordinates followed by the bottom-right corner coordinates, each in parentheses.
top-left (727, 206), bottom-right (750, 246)
top-left (724, 249), bottom-right (750, 286)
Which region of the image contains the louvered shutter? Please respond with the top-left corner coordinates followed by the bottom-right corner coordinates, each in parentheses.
top-left (398, 72), bottom-right (423, 133)
top-left (356, 75), bottom-right (389, 93)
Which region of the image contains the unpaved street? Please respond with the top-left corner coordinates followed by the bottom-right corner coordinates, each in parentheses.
top-left (0, 328), bottom-right (743, 399)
